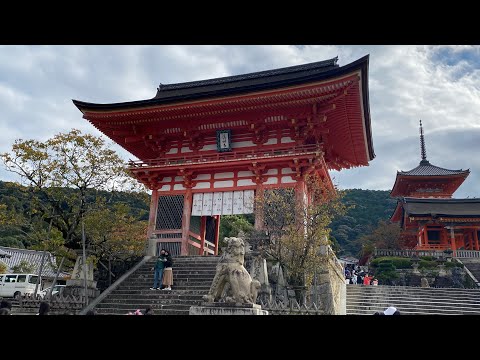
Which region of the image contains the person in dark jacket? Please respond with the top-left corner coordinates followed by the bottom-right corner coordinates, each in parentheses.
top-left (162, 250), bottom-right (173, 291)
top-left (150, 249), bottom-right (167, 290)
top-left (38, 301), bottom-right (50, 315)
top-left (0, 300), bottom-right (12, 311)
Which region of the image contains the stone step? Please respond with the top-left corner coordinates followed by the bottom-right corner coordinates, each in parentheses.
top-left (347, 310), bottom-right (471, 315)
top-left (346, 284), bottom-right (480, 315)
top-left (125, 280), bottom-right (214, 286)
top-left (346, 288), bottom-right (480, 297)
top-left (346, 293), bottom-right (480, 303)
top-left (106, 292), bottom-right (204, 299)
top-left (347, 300), bottom-right (480, 311)
top-left (98, 298), bottom-right (203, 305)
top-left (95, 307), bottom-right (190, 315)
top-left (346, 306), bottom-right (480, 315)
top-left (346, 284), bottom-right (480, 291)
top-left (96, 303), bottom-right (193, 310)
top-left (89, 256), bottom-right (220, 314)
top-left (145, 260), bottom-right (219, 265)
top-left (346, 293), bottom-right (480, 302)
top-left (346, 284), bottom-right (480, 292)
top-left (135, 271), bottom-right (217, 276)
top-left (114, 286), bottom-right (211, 291)
top-left (97, 299), bottom-right (200, 307)
top-left (111, 288), bottom-right (209, 295)
top-left (120, 280), bottom-right (213, 286)
top-left (126, 274), bottom-right (215, 281)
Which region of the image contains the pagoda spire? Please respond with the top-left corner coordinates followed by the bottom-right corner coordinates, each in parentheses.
top-left (419, 120), bottom-right (429, 165)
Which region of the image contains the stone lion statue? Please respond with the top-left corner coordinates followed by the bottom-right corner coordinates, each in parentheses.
top-left (203, 237), bottom-right (261, 305)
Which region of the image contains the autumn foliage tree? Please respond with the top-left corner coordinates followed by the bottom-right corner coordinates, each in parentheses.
top-left (356, 220), bottom-right (402, 261)
top-left (254, 174), bottom-right (348, 296)
top-left (84, 202), bottom-right (147, 262)
top-left (0, 129), bottom-right (146, 265)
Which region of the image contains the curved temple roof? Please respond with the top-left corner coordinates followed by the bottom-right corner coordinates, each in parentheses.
top-left (73, 55), bottom-right (374, 167)
top-left (397, 160), bottom-right (470, 176)
top-left (72, 56), bottom-right (367, 113)
top-left (401, 197), bottom-right (480, 217)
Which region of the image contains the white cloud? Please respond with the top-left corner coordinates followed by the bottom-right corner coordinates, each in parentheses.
top-left (0, 45), bottom-right (479, 197)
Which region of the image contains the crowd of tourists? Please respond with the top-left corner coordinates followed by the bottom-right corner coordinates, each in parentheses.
top-left (344, 264), bottom-right (378, 286)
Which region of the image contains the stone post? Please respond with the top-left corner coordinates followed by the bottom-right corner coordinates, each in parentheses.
top-left (64, 253), bottom-right (100, 300)
top-left (147, 235), bottom-right (157, 256)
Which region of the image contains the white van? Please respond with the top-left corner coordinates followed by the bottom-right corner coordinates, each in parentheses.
top-left (0, 273), bottom-right (40, 299)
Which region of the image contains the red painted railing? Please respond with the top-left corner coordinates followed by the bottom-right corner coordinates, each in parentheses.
top-left (128, 144), bottom-right (322, 168)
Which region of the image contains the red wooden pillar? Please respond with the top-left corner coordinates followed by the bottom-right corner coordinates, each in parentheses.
top-left (181, 188), bottom-right (193, 256)
top-left (199, 216), bottom-right (207, 255)
top-left (214, 215), bottom-right (221, 255)
top-left (254, 185), bottom-right (265, 230)
top-left (474, 228), bottom-right (479, 251)
top-left (423, 226), bottom-right (429, 248)
top-left (147, 189), bottom-right (159, 238)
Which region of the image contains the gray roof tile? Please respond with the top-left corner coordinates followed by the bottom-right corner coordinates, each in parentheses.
top-left (0, 246), bottom-right (70, 279)
top-left (398, 160), bottom-right (469, 176)
top-left (402, 197), bottom-right (480, 216)
top-left (155, 57), bottom-right (339, 92)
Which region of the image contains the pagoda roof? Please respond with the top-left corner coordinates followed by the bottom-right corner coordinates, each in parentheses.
top-left (402, 197), bottom-right (480, 217)
top-left (397, 160), bottom-right (469, 177)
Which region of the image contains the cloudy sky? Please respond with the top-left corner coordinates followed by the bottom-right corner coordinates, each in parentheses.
top-left (1, 45), bottom-right (479, 197)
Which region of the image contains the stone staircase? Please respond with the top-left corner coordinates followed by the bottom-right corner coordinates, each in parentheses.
top-left (94, 256), bottom-right (219, 315)
top-left (346, 285), bottom-right (480, 315)
top-left (459, 258), bottom-right (480, 286)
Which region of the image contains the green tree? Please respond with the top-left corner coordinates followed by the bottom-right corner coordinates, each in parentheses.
top-left (255, 175), bottom-right (348, 298)
top-left (0, 262), bottom-right (7, 274)
top-left (1, 129), bottom-right (143, 250)
top-left (219, 215), bottom-right (254, 249)
top-left (356, 220), bottom-right (402, 260)
top-left (11, 260), bottom-right (36, 273)
top-left (84, 201), bottom-right (147, 262)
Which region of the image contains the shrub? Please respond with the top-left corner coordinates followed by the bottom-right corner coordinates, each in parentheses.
top-left (418, 260), bottom-right (437, 269)
top-left (420, 256), bottom-right (435, 261)
top-left (445, 261), bottom-right (463, 269)
top-left (370, 257), bottom-right (412, 269)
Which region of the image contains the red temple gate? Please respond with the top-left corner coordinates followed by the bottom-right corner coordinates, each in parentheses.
top-left (74, 56), bottom-right (374, 256)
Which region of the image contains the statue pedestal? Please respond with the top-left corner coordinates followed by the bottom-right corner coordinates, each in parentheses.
top-left (189, 303), bottom-right (268, 315)
top-left (64, 255), bottom-right (100, 300)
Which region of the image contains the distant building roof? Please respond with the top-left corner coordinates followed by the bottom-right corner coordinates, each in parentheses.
top-left (398, 160), bottom-right (469, 176)
top-left (0, 246), bottom-right (70, 279)
top-left (0, 248), bottom-right (11, 258)
top-left (338, 256), bottom-right (359, 264)
top-left (402, 197), bottom-right (480, 217)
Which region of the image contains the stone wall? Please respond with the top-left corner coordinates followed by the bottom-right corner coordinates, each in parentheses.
top-left (376, 267), bottom-right (476, 288)
top-left (313, 246), bottom-right (346, 315)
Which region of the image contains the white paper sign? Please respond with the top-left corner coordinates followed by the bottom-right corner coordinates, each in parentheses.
top-left (222, 191), bottom-right (233, 215)
top-left (243, 190), bottom-right (255, 214)
top-left (233, 191), bottom-right (244, 214)
top-left (202, 192), bottom-right (213, 216)
top-left (212, 192), bottom-right (223, 215)
top-left (192, 193), bottom-right (204, 216)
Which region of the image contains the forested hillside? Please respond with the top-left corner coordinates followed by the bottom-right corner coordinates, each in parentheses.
top-left (330, 189), bottom-right (397, 257)
top-left (0, 181), bottom-right (149, 249)
top-left (1, 181), bottom-right (396, 257)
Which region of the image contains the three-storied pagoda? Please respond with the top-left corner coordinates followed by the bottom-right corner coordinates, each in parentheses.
top-left (390, 121), bottom-right (480, 252)
top-left (74, 55), bottom-right (374, 256)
